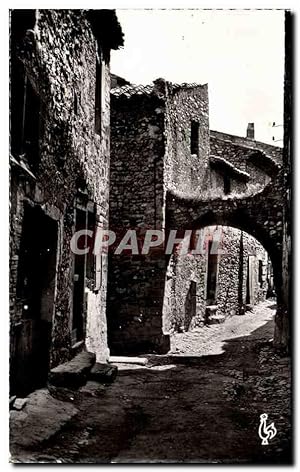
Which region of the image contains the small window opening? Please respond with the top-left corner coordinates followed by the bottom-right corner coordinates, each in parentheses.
top-left (74, 90), bottom-right (79, 115)
top-left (258, 260), bottom-right (263, 288)
top-left (224, 174), bottom-right (231, 195)
top-left (190, 121), bottom-right (199, 155)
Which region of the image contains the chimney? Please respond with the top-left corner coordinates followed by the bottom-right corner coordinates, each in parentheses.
top-left (246, 123), bottom-right (255, 139)
top-left (153, 78), bottom-right (167, 96)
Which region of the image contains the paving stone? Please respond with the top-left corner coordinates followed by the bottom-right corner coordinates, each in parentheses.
top-left (79, 381), bottom-right (107, 397)
top-left (48, 351), bottom-right (96, 389)
top-left (10, 388), bottom-right (78, 448)
top-left (89, 363), bottom-right (118, 383)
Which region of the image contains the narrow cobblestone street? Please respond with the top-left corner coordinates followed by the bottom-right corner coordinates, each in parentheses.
top-left (10, 300), bottom-right (291, 464)
top-left (169, 300), bottom-right (276, 356)
top-left (8, 8), bottom-right (292, 466)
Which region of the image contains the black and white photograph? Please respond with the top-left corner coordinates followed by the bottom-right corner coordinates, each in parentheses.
top-left (7, 4), bottom-right (293, 464)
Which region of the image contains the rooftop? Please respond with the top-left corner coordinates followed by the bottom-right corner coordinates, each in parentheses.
top-left (210, 129), bottom-right (283, 153)
top-left (86, 9), bottom-right (124, 61)
top-left (110, 79), bottom-right (206, 99)
top-left (111, 83), bottom-right (155, 98)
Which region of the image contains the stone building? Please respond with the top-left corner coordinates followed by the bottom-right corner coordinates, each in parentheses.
top-left (162, 123), bottom-right (281, 334)
top-left (109, 79), bottom-right (282, 354)
top-left (9, 9), bottom-right (123, 395)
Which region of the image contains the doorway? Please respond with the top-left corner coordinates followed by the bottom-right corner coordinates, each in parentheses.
top-left (11, 204), bottom-right (58, 396)
top-left (206, 240), bottom-right (218, 305)
top-left (72, 208), bottom-right (86, 345)
top-left (246, 255), bottom-right (255, 304)
top-left (184, 281), bottom-right (197, 331)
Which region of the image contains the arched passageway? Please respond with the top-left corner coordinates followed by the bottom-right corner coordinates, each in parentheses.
top-left (107, 174), bottom-right (286, 356)
top-left (162, 225), bottom-right (276, 337)
top-left (165, 173), bottom-right (285, 350)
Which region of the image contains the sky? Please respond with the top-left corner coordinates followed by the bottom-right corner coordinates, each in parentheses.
top-left (111, 9), bottom-right (285, 145)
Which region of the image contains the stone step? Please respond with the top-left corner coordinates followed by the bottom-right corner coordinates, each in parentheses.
top-left (245, 304), bottom-right (254, 312)
top-left (9, 396), bottom-right (17, 409)
top-left (206, 305), bottom-right (218, 314)
top-left (109, 356), bottom-right (148, 366)
top-left (207, 314), bottom-right (226, 325)
top-left (10, 388), bottom-right (78, 449)
top-left (48, 351), bottom-right (96, 389)
top-left (89, 363), bottom-right (118, 383)
top-left (205, 305), bottom-right (225, 325)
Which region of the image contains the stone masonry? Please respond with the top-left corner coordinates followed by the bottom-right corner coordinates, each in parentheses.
top-left (109, 78), bottom-right (284, 355)
top-left (9, 9), bottom-right (123, 395)
top-left (9, 11), bottom-right (289, 398)
top-left (162, 226), bottom-right (270, 334)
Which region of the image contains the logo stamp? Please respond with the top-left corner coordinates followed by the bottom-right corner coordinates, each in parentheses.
top-left (258, 413), bottom-right (277, 445)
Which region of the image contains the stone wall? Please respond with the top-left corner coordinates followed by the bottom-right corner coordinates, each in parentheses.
top-left (274, 11), bottom-right (292, 351)
top-left (108, 87), bottom-right (169, 354)
top-left (164, 83), bottom-right (210, 196)
top-left (210, 130), bottom-right (283, 166)
top-left (167, 171), bottom-right (284, 308)
top-left (10, 9), bottom-right (120, 393)
top-left (108, 80), bottom-right (210, 353)
top-left (209, 131), bottom-right (282, 196)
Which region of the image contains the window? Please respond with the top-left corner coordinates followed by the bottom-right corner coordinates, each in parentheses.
top-left (190, 121), bottom-right (199, 155)
top-left (95, 58), bottom-right (102, 135)
top-left (74, 90), bottom-right (79, 115)
top-left (258, 260), bottom-right (263, 288)
top-left (23, 77), bottom-right (40, 165)
top-left (86, 204), bottom-right (96, 281)
top-left (223, 174), bottom-right (231, 195)
top-left (11, 59), bottom-right (41, 167)
top-left (10, 10), bottom-right (40, 168)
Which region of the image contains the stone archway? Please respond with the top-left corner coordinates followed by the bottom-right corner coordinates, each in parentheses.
top-left (107, 172), bottom-right (286, 356)
top-left (165, 172), bottom-right (286, 349)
